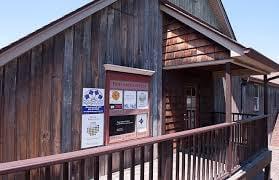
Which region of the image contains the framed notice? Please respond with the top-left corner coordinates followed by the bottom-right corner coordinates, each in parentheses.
top-left (137, 91), bottom-right (148, 109)
top-left (104, 65), bottom-right (154, 144)
top-left (124, 91), bottom-right (137, 109)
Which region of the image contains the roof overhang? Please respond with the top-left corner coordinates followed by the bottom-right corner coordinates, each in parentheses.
top-left (160, 1), bottom-right (279, 74)
top-left (208, 0), bottom-right (236, 39)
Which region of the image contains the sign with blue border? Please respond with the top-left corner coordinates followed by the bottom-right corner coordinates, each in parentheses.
top-left (81, 88), bottom-right (105, 149)
top-left (82, 88), bottom-right (104, 114)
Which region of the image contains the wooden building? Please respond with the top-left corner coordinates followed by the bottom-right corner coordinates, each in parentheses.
top-left (0, 0), bottom-right (278, 179)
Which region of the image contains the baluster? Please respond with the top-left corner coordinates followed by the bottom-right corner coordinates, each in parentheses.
top-left (187, 136), bottom-right (191, 180)
top-left (45, 166), bottom-right (50, 180)
top-left (25, 170), bottom-right (30, 180)
top-left (193, 135), bottom-right (197, 180)
top-left (140, 146), bottom-right (145, 180)
top-left (107, 154), bottom-right (112, 180)
top-left (80, 159), bottom-right (85, 180)
top-left (182, 139), bottom-right (186, 180)
top-left (206, 132), bottom-right (210, 180)
top-left (131, 148), bottom-right (135, 180)
top-left (119, 150), bottom-right (124, 180)
top-left (63, 162), bottom-right (69, 180)
top-left (197, 134), bottom-right (201, 180)
top-left (93, 156), bottom-right (99, 180)
top-left (214, 131), bottom-right (218, 179)
top-left (149, 145), bottom-right (154, 180)
top-left (202, 133), bottom-right (206, 180)
top-left (176, 139), bottom-right (180, 180)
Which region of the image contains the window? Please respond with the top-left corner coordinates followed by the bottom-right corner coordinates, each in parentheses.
top-left (253, 84), bottom-right (260, 112)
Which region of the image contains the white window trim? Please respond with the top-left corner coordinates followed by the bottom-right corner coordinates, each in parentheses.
top-left (253, 84), bottom-right (260, 112)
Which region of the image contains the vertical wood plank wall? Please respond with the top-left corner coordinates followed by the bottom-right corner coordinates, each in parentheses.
top-left (166, 0), bottom-right (220, 30)
top-left (0, 0), bottom-right (162, 173)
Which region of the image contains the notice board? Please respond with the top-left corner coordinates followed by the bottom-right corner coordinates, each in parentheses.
top-left (105, 70), bottom-right (152, 144)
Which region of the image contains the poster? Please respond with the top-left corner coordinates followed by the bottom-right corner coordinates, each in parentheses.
top-left (137, 91), bottom-right (148, 109)
top-left (109, 115), bottom-right (136, 136)
top-left (81, 88), bottom-right (104, 148)
top-left (109, 90), bottom-right (123, 109)
top-left (81, 114), bottom-right (104, 148)
top-left (136, 114), bottom-right (148, 132)
top-left (82, 88), bottom-right (104, 114)
top-left (124, 91), bottom-right (137, 109)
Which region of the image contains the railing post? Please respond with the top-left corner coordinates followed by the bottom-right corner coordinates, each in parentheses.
top-left (225, 63), bottom-right (233, 175)
top-left (264, 75), bottom-right (270, 180)
top-left (159, 141), bottom-right (173, 180)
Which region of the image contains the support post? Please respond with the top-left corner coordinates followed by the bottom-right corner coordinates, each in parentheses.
top-left (225, 63), bottom-right (233, 174)
top-left (225, 63), bottom-right (232, 123)
top-left (263, 75), bottom-right (270, 180)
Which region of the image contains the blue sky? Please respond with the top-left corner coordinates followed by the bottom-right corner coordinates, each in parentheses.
top-left (0, 0), bottom-right (278, 62)
top-left (222, 0), bottom-right (279, 62)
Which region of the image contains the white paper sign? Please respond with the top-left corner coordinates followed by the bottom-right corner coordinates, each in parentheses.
top-left (136, 114), bottom-right (148, 132)
top-left (109, 90), bottom-right (123, 105)
top-left (81, 88), bottom-right (104, 149)
top-left (81, 114), bottom-right (104, 148)
top-left (124, 91), bottom-right (137, 109)
top-left (137, 91), bottom-right (148, 109)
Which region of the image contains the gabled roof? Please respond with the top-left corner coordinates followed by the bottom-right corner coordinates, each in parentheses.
top-left (160, 1), bottom-right (279, 74)
top-left (0, 0), bottom-right (117, 66)
top-left (208, 0), bottom-right (236, 39)
top-left (0, 0), bottom-right (277, 74)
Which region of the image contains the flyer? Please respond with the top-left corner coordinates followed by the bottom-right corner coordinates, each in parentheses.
top-left (136, 114), bottom-right (148, 133)
top-left (109, 90), bottom-right (123, 109)
top-left (81, 114), bottom-right (104, 148)
top-left (81, 88), bottom-right (105, 148)
top-left (124, 91), bottom-right (137, 109)
top-left (82, 88), bottom-right (104, 114)
top-left (137, 91), bottom-right (148, 109)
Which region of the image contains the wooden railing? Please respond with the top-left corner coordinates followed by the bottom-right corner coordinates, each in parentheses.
top-left (211, 112), bottom-right (257, 123)
top-left (0, 116), bottom-right (268, 180)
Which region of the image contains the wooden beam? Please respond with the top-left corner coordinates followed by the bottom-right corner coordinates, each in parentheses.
top-left (225, 63), bottom-right (233, 175)
top-left (163, 59), bottom-right (233, 70)
top-left (225, 63), bottom-right (232, 123)
top-left (264, 75), bottom-right (268, 115)
top-left (267, 75), bottom-right (279, 82)
top-left (263, 75), bottom-right (270, 180)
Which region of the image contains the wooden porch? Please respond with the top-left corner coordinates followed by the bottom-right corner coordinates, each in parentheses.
top-left (0, 115), bottom-right (270, 180)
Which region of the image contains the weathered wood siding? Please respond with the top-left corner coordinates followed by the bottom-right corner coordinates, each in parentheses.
top-left (213, 75), bottom-right (279, 145)
top-left (163, 15), bottom-right (230, 67)
top-left (0, 0), bottom-right (162, 178)
top-left (167, 0), bottom-right (220, 30)
top-left (213, 75), bottom-right (242, 122)
top-left (241, 82), bottom-right (279, 144)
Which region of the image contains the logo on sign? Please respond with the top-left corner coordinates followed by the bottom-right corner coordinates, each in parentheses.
top-left (82, 88), bottom-right (104, 114)
top-left (83, 89), bottom-right (104, 106)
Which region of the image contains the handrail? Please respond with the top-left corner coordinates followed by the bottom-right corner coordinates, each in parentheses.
top-left (0, 115), bottom-right (268, 176)
top-left (0, 122), bottom-right (233, 175)
top-left (234, 115), bottom-right (269, 124)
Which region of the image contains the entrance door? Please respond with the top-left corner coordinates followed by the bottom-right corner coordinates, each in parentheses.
top-left (184, 85), bottom-right (199, 130)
